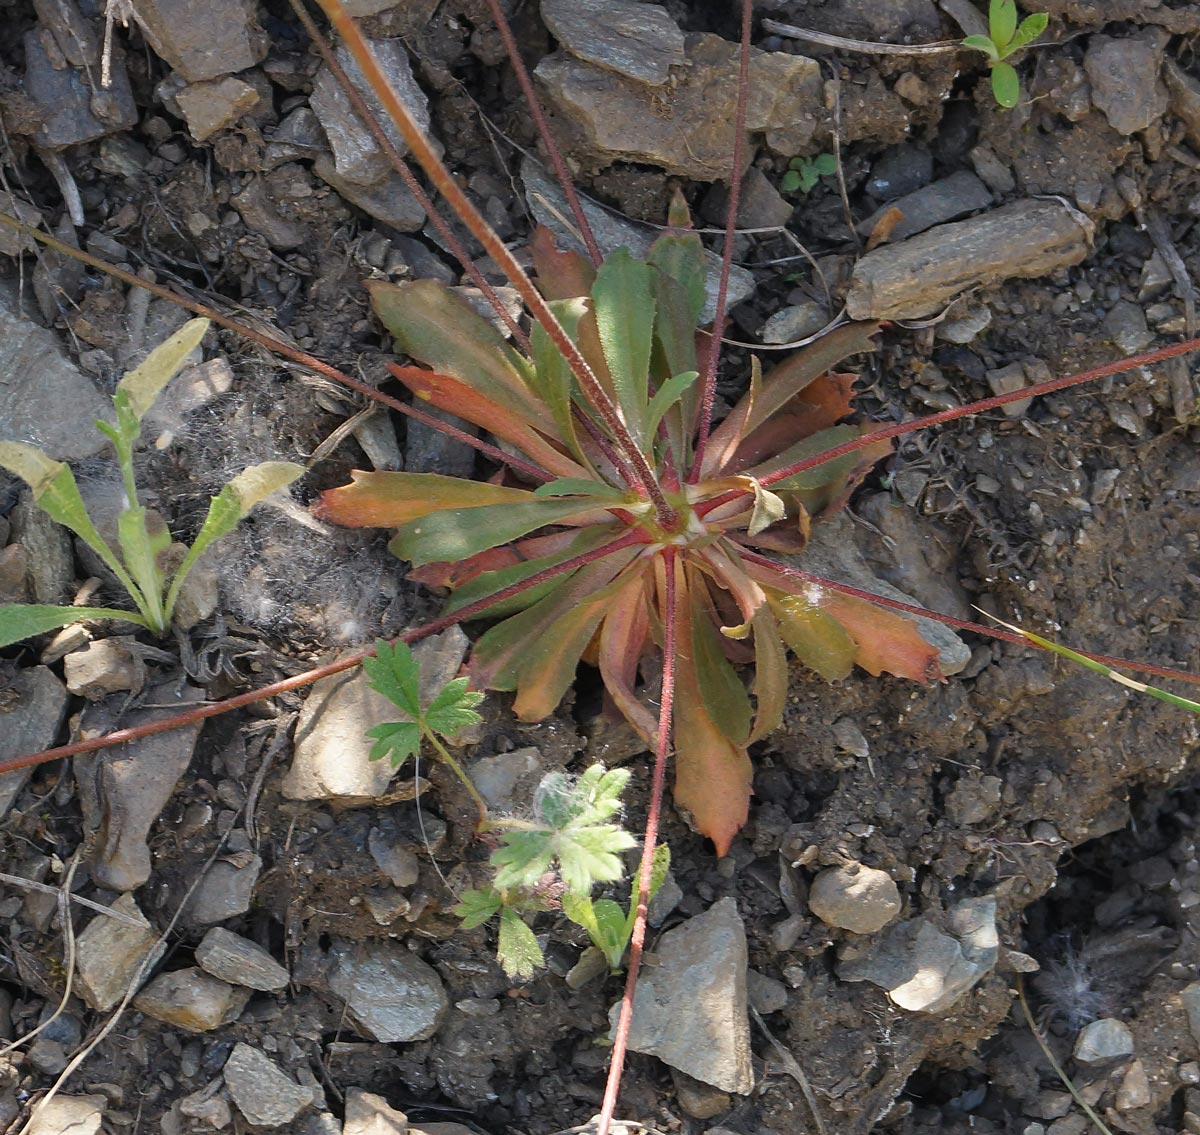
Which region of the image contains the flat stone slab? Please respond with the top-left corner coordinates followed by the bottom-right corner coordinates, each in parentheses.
top-left (541, 0), bottom-right (686, 85)
top-left (846, 199), bottom-right (1094, 321)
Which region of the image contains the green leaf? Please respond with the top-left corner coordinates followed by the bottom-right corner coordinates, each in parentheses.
top-left (497, 906), bottom-right (544, 979)
top-left (770, 593), bottom-right (856, 682)
top-left (690, 606), bottom-right (753, 745)
top-left (645, 371), bottom-right (699, 439)
top-left (454, 887), bottom-right (503, 929)
top-left (491, 830), bottom-right (557, 893)
top-left (390, 497), bottom-right (602, 568)
top-left (561, 890), bottom-right (601, 941)
top-left (0, 604), bottom-right (151, 649)
top-left (529, 297), bottom-right (592, 471)
top-left (991, 60), bottom-right (1021, 107)
top-left (961, 33), bottom-right (1000, 60)
top-left (590, 898), bottom-right (629, 959)
top-left (780, 169), bottom-right (801, 194)
top-left (1008, 11), bottom-right (1048, 52)
top-left (423, 677), bottom-right (484, 740)
top-left (532, 478), bottom-right (630, 504)
top-left (164, 462), bottom-right (303, 624)
top-left (365, 720), bottom-right (422, 766)
top-left (797, 164), bottom-right (819, 194)
top-left (591, 247), bottom-right (656, 446)
top-left (363, 639), bottom-right (422, 720)
top-left (812, 152), bottom-right (838, 175)
top-left (117, 504), bottom-right (172, 631)
top-left (538, 765), bottom-right (629, 830)
top-left (556, 823), bottom-right (637, 896)
top-left (647, 841), bottom-right (671, 901)
top-left (116, 318), bottom-right (210, 420)
top-left (989, 0), bottom-right (1017, 50)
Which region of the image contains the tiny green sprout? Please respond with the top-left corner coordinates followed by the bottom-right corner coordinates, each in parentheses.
top-left (780, 152), bottom-right (838, 196)
top-left (0, 319), bottom-right (303, 648)
top-left (961, 0), bottom-right (1049, 108)
top-left (453, 765), bottom-right (642, 979)
top-left (362, 638), bottom-right (487, 817)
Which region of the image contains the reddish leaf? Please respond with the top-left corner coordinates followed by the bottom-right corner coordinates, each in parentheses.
top-left (768, 591), bottom-right (855, 682)
top-left (530, 226), bottom-right (595, 301)
top-left (813, 587), bottom-right (944, 682)
top-left (387, 364), bottom-right (586, 478)
top-left (748, 605), bottom-right (788, 742)
top-left (314, 472), bottom-right (531, 527)
top-left (597, 563), bottom-right (658, 744)
top-left (408, 530), bottom-right (582, 589)
top-left (727, 373), bottom-right (857, 471)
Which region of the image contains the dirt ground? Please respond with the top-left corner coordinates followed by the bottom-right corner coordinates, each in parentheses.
top-left (2, 1), bottom-right (1200, 1133)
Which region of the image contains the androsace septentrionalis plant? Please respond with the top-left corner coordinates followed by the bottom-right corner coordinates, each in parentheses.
top-left (4, 1), bottom-right (1200, 1130)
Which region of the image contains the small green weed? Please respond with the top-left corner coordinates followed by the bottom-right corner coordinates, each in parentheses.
top-left (0, 319), bottom-right (302, 647)
top-left (454, 765), bottom-right (651, 978)
top-left (781, 152), bottom-right (837, 195)
top-left (961, 0), bottom-right (1048, 108)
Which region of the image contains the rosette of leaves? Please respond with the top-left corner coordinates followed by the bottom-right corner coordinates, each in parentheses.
top-left (317, 216), bottom-right (943, 854)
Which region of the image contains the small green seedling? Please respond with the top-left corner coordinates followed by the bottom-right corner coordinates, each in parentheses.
top-left (0, 319), bottom-right (303, 648)
top-left (454, 765), bottom-right (640, 978)
top-left (781, 152), bottom-right (837, 195)
top-left (961, 0), bottom-right (1049, 108)
top-left (363, 637), bottom-right (487, 815)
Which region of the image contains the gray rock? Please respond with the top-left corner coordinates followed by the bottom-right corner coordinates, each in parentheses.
top-left (846, 199), bottom-right (1094, 321)
top-left (535, 33), bottom-right (821, 181)
top-left (196, 927), bottom-right (290, 991)
top-left (9, 492), bottom-right (73, 605)
top-left (937, 303), bottom-right (992, 344)
top-left (314, 156), bottom-right (427, 232)
top-left (310, 39), bottom-right (432, 186)
top-left (761, 302), bottom-right (828, 345)
top-left (178, 1088), bottom-right (233, 1129)
top-left (945, 774), bottom-right (1004, 826)
top-left (326, 939), bottom-right (448, 1042)
top-left (343, 1088), bottom-right (408, 1135)
top-left (542, 0), bottom-right (685, 85)
top-left (284, 629), bottom-right (468, 800)
top-left (22, 30), bottom-right (137, 148)
top-left (838, 896), bottom-right (998, 1014)
top-left (866, 146), bottom-right (934, 201)
top-left (986, 361), bottom-right (1033, 418)
top-left (467, 747), bottom-right (544, 813)
top-left (0, 191), bottom-right (44, 256)
top-left (610, 897), bottom-right (753, 1094)
top-left (186, 852), bottom-right (263, 925)
top-left (522, 159), bottom-right (754, 324)
top-left (1181, 982), bottom-right (1200, 1049)
top-left (809, 862), bottom-right (901, 934)
top-left (1116, 1059), bottom-right (1151, 1110)
top-left (969, 143), bottom-right (1016, 196)
top-left (800, 513), bottom-right (971, 676)
top-left (736, 167), bottom-right (794, 230)
top-left (0, 666), bottom-right (69, 819)
top-left (25, 1095), bottom-right (105, 1135)
top-left (858, 171), bottom-right (993, 243)
top-left (746, 969), bottom-right (789, 1015)
top-left (671, 1068), bottom-right (730, 1119)
top-left (0, 287), bottom-right (111, 460)
top-left (1084, 30), bottom-right (1169, 136)
top-left (831, 718), bottom-right (869, 759)
top-left (368, 829), bottom-right (421, 888)
top-left (175, 76), bottom-right (261, 142)
top-left (74, 894), bottom-right (163, 1011)
top-left (232, 179), bottom-right (310, 252)
top-left (129, 0), bottom-right (266, 82)
top-left (403, 403), bottom-right (479, 478)
top-left (133, 967), bottom-right (250, 1031)
top-left (77, 683), bottom-right (206, 892)
top-left (1165, 59), bottom-right (1200, 149)
top-left (1103, 299), bottom-right (1154, 355)
top-left (224, 1043), bottom-right (313, 1127)
top-left (63, 638), bottom-right (144, 701)
top-left (1073, 1018), bottom-right (1135, 1064)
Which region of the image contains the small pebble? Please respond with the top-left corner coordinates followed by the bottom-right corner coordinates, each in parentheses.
top-left (808, 862), bottom-right (901, 934)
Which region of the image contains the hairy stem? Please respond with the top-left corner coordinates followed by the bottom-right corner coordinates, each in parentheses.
top-left (688, 0), bottom-right (753, 482)
top-left (0, 531), bottom-right (647, 777)
top-left (313, 0), bottom-right (677, 526)
top-left (0, 213), bottom-right (551, 483)
top-left (598, 547), bottom-right (678, 1135)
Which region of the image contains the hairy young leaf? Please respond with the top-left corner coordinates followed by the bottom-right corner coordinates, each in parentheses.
top-left (454, 888), bottom-right (503, 929)
top-left (1008, 11), bottom-right (1048, 52)
top-left (497, 906), bottom-right (544, 979)
top-left (117, 318), bottom-right (209, 420)
top-left (592, 247), bottom-right (656, 446)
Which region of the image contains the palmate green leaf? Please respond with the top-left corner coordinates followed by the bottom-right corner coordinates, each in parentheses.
top-left (454, 887), bottom-right (503, 929)
top-left (363, 639), bottom-right (423, 719)
top-left (556, 824), bottom-right (636, 896)
top-left (537, 765), bottom-right (630, 830)
top-left (497, 906), bottom-right (544, 979)
top-left (0, 604), bottom-right (151, 649)
top-left (591, 247), bottom-right (656, 447)
top-left (423, 677), bottom-right (484, 739)
top-left (390, 497), bottom-right (603, 568)
top-left (491, 829), bottom-right (557, 892)
top-left (365, 720), bottom-right (422, 766)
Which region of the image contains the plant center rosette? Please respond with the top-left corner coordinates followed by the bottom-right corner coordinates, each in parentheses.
top-left (316, 218), bottom-right (943, 853)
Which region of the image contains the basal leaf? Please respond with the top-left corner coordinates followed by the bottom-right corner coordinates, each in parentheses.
top-left (645, 371), bottom-right (699, 439)
top-left (316, 472), bottom-right (533, 529)
top-left (745, 478), bottom-right (786, 538)
top-left (529, 297), bottom-right (594, 471)
top-left (116, 318), bottom-right (209, 420)
top-left (591, 247), bottom-right (655, 446)
top-left (769, 591), bottom-right (856, 682)
top-left (116, 505), bottom-right (171, 628)
top-left (749, 605), bottom-right (788, 742)
top-left (590, 898), bottom-right (630, 965)
top-left (367, 279), bottom-right (545, 424)
top-left (647, 231), bottom-right (706, 327)
top-left (814, 588), bottom-right (944, 682)
top-left (390, 497), bottom-right (606, 568)
top-left (687, 576), bottom-right (753, 745)
top-left (961, 33), bottom-right (1000, 59)
top-left (532, 478), bottom-right (630, 504)
top-left (497, 906), bottom-right (544, 979)
top-left (597, 564), bottom-right (657, 743)
top-left (0, 604), bottom-right (151, 649)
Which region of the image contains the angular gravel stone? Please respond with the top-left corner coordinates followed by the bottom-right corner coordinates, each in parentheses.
top-left (26, 1095), bottom-right (105, 1135)
top-left (186, 853), bottom-right (263, 925)
top-left (858, 171), bottom-right (993, 243)
top-left (343, 1089), bottom-right (408, 1135)
top-left (75, 895), bottom-right (163, 1011)
top-left (223, 1043), bottom-right (313, 1127)
top-left (541, 0), bottom-right (686, 85)
top-left (1074, 1018), bottom-right (1135, 1064)
top-left (610, 897), bottom-right (753, 1093)
top-left (133, 967), bottom-right (250, 1031)
top-left (1084, 30), bottom-right (1169, 136)
top-left (808, 862), bottom-right (901, 934)
top-left (129, 0), bottom-right (267, 82)
top-left (0, 667), bottom-right (69, 819)
top-left (196, 927), bottom-right (289, 991)
top-left (326, 940), bottom-right (448, 1042)
top-left (846, 199), bottom-right (1094, 321)
top-left (175, 76), bottom-right (261, 142)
